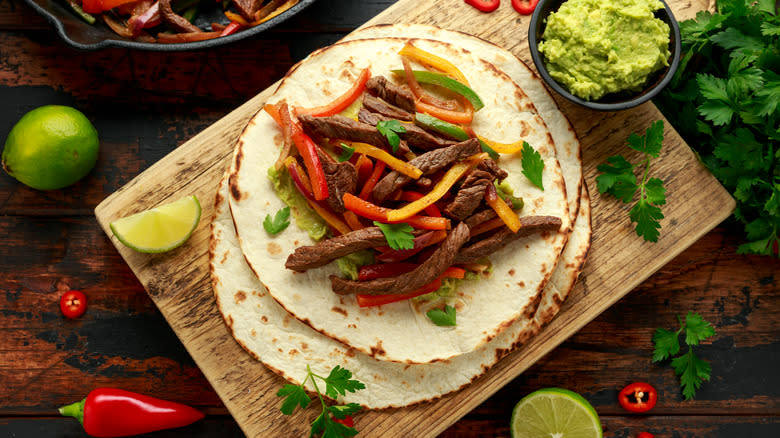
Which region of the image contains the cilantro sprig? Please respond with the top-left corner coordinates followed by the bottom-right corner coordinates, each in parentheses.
top-left (263, 207), bottom-right (291, 235)
top-left (374, 221), bottom-right (415, 250)
top-left (427, 304), bottom-right (457, 326)
top-left (596, 120), bottom-right (667, 242)
top-left (652, 311), bottom-right (716, 400)
top-left (277, 365), bottom-right (365, 437)
top-left (520, 142), bottom-right (544, 190)
top-left (654, 0), bottom-right (780, 256)
top-left (338, 143), bottom-right (355, 162)
top-left (376, 120), bottom-right (406, 153)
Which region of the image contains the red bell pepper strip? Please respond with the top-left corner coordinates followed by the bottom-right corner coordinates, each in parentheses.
top-left (59, 388), bottom-right (204, 437)
top-left (356, 267), bottom-right (466, 307)
top-left (464, 0), bottom-right (500, 13)
top-left (618, 382), bottom-right (658, 413)
top-left (343, 193), bottom-right (451, 230)
top-left (359, 160), bottom-right (387, 200)
top-left (296, 68), bottom-right (371, 117)
top-left (358, 262), bottom-right (417, 280)
top-left (81, 0), bottom-right (103, 13)
top-left (354, 154), bottom-right (373, 186)
top-left (282, 107), bottom-right (329, 201)
top-left (220, 21), bottom-right (243, 37)
top-left (511, 0), bottom-right (539, 15)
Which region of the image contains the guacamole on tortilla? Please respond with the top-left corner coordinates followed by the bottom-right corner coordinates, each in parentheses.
top-left (538, 0), bottom-right (671, 101)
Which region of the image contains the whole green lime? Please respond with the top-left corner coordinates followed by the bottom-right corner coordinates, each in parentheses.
top-left (2, 105), bottom-right (99, 190)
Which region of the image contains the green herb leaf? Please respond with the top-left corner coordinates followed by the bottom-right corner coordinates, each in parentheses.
top-left (596, 155), bottom-right (638, 203)
top-left (373, 221), bottom-right (415, 250)
top-left (427, 304), bottom-right (457, 326)
top-left (263, 206), bottom-right (291, 235)
top-left (652, 312), bottom-right (715, 400)
top-left (277, 365), bottom-right (364, 437)
top-left (338, 143), bottom-right (355, 162)
top-left (376, 120), bottom-right (406, 154)
top-left (520, 142), bottom-right (544, 190)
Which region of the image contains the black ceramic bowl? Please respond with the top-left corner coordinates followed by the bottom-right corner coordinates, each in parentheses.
top-left (528, 0), bottom-right (681, 111)
top-left (24, 0), bottom-right (317, 51)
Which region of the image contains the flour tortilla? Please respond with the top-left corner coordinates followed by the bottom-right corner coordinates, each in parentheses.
top-left (212, 174), bottom-right (591, 408)
top-left (227, 37), bottom-right (571, 364)
top-left (344, 24), bottom-right (586, 335)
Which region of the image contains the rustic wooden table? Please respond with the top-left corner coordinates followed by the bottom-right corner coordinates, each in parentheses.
top-left (1, 0), bottom-right (779, 437)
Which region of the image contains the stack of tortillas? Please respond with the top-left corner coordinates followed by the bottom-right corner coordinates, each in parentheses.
top-left (209, 24), bottom-right (591, 409)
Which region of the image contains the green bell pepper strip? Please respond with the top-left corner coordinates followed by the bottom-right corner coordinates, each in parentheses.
top-left (391, 70), bottom-right (484, 111)
top-left (414, 113), bottom-right (498, 159)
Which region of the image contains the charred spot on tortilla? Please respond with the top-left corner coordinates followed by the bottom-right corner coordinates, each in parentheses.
top-left (228, 170), bottom-right (245, 202)
top-left (234, 291), bottom-right (247, 303)
top-left (251, 329), bottom-right (256, 337)
top-left (508, 269), bottom-right (515, 276)
top-left (370, 342), bottom-right (386, 358)
top-left (267, 242), bottom-right (282, 256)
top-left (261, 316), bottom-right (268, 323)
top-left (332, 306), bottom-right (348, 317)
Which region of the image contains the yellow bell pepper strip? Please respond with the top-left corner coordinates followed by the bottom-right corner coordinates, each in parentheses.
top-left (349, 142), bottom-right (422, 179)
top-left (390, 70), bottom-right (484, 111)
top-left (399, 191), bottom-right (442, 217)
top-left (414, 112), bottom-right (499, 159)
top-left (401, 58), bottom-right (459, 111)
top-left (385, 154), bottom-right (487, 222)
top-left (342, 193), bottom-right (450, 230)
top-left (476, 136), bottom-right (526, 154)
top-left (285, 157), bottom-right (351, 235)
top-left (343, 210), bottom-right (365, 231)
top-left (224, 10), bottom-right (250, 26)
top-left (296, 68), bottom-right (371, 117)
top-left (256, 0), bottom-right (299, 24)
top-left (356, 266), bottom-right (465, 307)
top-left (484, 183), bottom-right (522, 232)
top-left (359, 160), bottom-right (387, 200)
top-left (398, 44), bottom-right (469, 86)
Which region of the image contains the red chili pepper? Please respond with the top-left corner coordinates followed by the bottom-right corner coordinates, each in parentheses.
top-left (638, 432), bottom-right (654, 438)
top-left (60, 290), bottom-right (87, 319)
top-left (618, 382), bottom-right (658, 413)
top-left (219, 21), bottom-right (242, 37)
top-left (465, 0), bottom-right (500, 13)
top-left (59, 388), bottom-right (204, 437)
top-left (511, 0), bottom-right (539, 15)
top-left (333, 414), bottom-right (354, 428)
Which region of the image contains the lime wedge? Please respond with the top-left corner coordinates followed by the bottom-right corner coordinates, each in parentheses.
top-left (510, 388), bottom-right (603, 438)
top-left (110, 195), bottom-right (201, 253)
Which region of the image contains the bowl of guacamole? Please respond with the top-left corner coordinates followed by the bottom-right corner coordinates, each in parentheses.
top-left (529, 0), bottom-right (681, 111)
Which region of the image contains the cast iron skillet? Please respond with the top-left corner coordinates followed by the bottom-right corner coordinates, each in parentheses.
top-left (24, 0), bottom-right (317, 51)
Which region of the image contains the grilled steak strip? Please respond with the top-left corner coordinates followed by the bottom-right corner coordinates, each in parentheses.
top-left (365, 76), bottom-right (416, 113)
top-left (298, 114), bottom-right (411, 156)
top-left (358, 109), bottom-right (456, 150)
top-left (159, 0), bottom-right (201, 33)
top-left (443, 159), bottom-right (509, 220)
top-left (464, 209), bottom-right (497, 228)
top-left (286, 227), bottom-right (425, 272)
top-left (231, 0), bottom-right (266, 20)
top-left (453, 216), bottom-right (562, 264)
top-left (329, 222), bottom-right (471, 295)
top-left (372, 138), bottom-right (481, 202)
top-left (362, 94), bottom-right (414, 121)
top-left (316, 150), bottom-right (357, 213)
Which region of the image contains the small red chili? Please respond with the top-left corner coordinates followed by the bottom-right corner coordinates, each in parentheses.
top-left (511, 0), bottom-right (540, 14)
top-left (60, 290), bottom-right (87, 319)
top-left (619, 382), bottom-right (658, 413)
top-left (333, 414), bottom-right (354, 428)
top-left (59, 387), bottom-right (204, 437)
top-left (638, 432), bottom-right (655, 438)
top-left (465, 0), bottom-right (501, 13)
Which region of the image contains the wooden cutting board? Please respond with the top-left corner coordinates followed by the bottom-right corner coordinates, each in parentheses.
top-left (95, 0), bottom-right (731, 436)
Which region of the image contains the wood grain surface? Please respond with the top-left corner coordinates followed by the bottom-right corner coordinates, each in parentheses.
top-left (2, 0), bottom-right (779, 437)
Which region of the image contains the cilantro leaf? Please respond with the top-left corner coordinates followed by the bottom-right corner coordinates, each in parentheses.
top-left (376, 120), bottom-right (406, 153)
top-left (520, 142), bottom-right (544, 190)
top-left (277, 383), bottom-right (311, 415)
top-left (426, 305), bottom-right (457, 326)
top-left (277, 365), bottom-right (364, 437)
top-left (597, 121), bottom-right (667, 242)
top-left (338, 143), bottom-right (355, 162)
top-left (652, 312), bottom-right (715, 400)
top-left (263, 207), bottom-right (291, 235)
top-left (373, 221), bottom-right (415, 250)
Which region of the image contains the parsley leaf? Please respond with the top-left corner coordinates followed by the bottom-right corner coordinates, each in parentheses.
top-left (338, 143), bottom-right (355, 162)
top-left (596, 121), bottom-right (667, 242)
top-left (373, 221), bottom-right (415, 250)
top-left (376, 120), bottom-right (406, 153)
top-left (426, 304), bottom-right (457, 326)
top-left (652, 311), bottom-right (716, 400)
top-left (263, 206), bottom-right (291, 235)
top-left (277, 365), bottom-right (364, 437)
top-left (520, 142), bottom-right (544, 190)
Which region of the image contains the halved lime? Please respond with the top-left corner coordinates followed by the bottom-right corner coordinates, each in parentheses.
top-left (110, 195), bottom-right (201, 253)
top-left (510, 387), bottom-right (603, 438)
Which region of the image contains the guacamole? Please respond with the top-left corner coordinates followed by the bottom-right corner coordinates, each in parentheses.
top-left (538, 0), bottom-right (671, 101)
